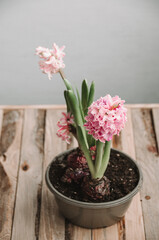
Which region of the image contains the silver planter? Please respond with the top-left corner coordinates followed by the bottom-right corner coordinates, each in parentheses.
top-left (45, 148), bottom-right (143, 229)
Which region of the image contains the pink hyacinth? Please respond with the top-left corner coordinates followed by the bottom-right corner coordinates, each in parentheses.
top-left (36, 43), bottom-right (65, 80)
top-left (84, 95), bottom-right (127, 142)
top-left (57, 112), bottom-right (74, 144)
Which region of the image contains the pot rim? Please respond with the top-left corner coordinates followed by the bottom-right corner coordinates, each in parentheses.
top-left (45, 148), bottom-right (143, 209)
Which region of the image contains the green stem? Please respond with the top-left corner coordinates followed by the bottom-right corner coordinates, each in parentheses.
top-left (101, 141), bottom-right (111, 176)
top-left (95, 141), bottom-right (104, 174)
top-left (59, 69), bottom-right (65, 80)
top-left (59, 69), bottom-right (74, 91)
top-left (93, 140), bottom-right (111, 179)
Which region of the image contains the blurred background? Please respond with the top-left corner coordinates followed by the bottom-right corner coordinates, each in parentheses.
top-left (0, 0), bottom-right (159, 105)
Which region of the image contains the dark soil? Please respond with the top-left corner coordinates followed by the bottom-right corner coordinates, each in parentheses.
top-left (49, 148), bottom-right (139, 203)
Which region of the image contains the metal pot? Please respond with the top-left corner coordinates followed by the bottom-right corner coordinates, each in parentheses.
top-left (45, 148), bottom-right (143, 228)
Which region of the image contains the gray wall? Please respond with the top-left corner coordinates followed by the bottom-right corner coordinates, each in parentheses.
top-left (0, 0), bottom-right (159, 105)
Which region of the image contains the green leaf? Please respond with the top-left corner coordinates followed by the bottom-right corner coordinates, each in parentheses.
top-left (66, 90), bottom-right (83, 126)
top-left (66, 90), bottom-right (88, 148)
top-left (77, 125), bottom-right (95, 177)
top-left (64, 90), bottom-right (70, 112)
top-left (63, 78), bottom-right (74, 91)
top-left (76, 88), bottom-right (85, 122)
top-left (81, 79), bottom-right (89, 115)
top-left (88, 81), bottom-right (95, 107)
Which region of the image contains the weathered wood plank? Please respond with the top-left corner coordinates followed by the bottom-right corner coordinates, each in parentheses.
top-left (11, 109), bottom-right (45, 240)
top-left (92, 225), bottom-right (119, 240)
top-left (39, 109), bottom-right (66, 240)
top-left (66, 137), bottom-right (91, 240)
top-left (0, 104), bottom-right (159, 110)
top-left (0, 105), bottom-right (66, 110)
top-left (66, 221), bottom-right (91, 240)
top-left (0, 110), bottom-right (23, 240)
top-left (124, 104), bottom-right (159, 109)
top-left (152, 108), bottom-right (159, 151)
top-left (121, 109), bottom-right (145, 240)
top-left (132, 108), bottom-right (159, 240)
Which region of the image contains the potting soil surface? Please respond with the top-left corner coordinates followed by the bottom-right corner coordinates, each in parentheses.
top-left (49, 149), bottom-right (139, 203)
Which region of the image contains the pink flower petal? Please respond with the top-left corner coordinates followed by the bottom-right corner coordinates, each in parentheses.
top-left (56, 112), bottom-right (74, 144)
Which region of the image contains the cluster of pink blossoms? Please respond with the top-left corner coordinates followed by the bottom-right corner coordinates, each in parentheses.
top-left (57, 112), bottom-right (74, 144)
top-left (36, 43), bottom-right (65, 80)
top-left (84, 95), bottom-right (127, 142)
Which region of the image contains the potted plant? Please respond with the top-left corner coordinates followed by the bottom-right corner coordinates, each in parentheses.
top-left (35, 43), bottom-right (143, 228)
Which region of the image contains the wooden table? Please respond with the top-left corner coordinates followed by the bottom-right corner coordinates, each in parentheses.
top-left (0, 104), bottom-right (159, 240)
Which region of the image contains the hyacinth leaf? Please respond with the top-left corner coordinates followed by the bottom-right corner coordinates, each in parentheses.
top-left (87, 81), bottom-right (95, 107)
top-left (81, 79), bottom-right (89, 115)
top-left (76, 86), bottom-right (94, 148)
top-left (64, 90), bottom-right (70, 112)
top-left (66, 90), bottom-right (83, 126)
top-left (76, 88), bottom-right (85, 123)
top-left (77, 125), bottom-right (95, 177)
top-left (66, 90), bottom-right (88, 147)
top-left (63, 78), bottom-right (74, 91)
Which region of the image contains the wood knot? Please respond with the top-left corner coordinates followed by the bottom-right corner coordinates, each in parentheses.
top-left (2, 154), bottom-right (7, 161)
top-left (22, 162), bottom-right (29, 171)
top-left (147, 145), bottom-right (157, 153)
top-left (145, 195), bottom-right (151, 200)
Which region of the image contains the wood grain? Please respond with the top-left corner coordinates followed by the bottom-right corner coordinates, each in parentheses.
top-left (66, 221), bottom-right (91, 240)
top-left (92, 225), bottom-right (119, 240)
top-left (121, 109), bottom-right (145, 240)
top-left (39, 109), bottom-right (66, 240)
top-left (0, 110), bottom-right (23, 240)
top-left (132, 108), bottom-right (159, 240)
top-left (11, 109), bottom-right (45, 240)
